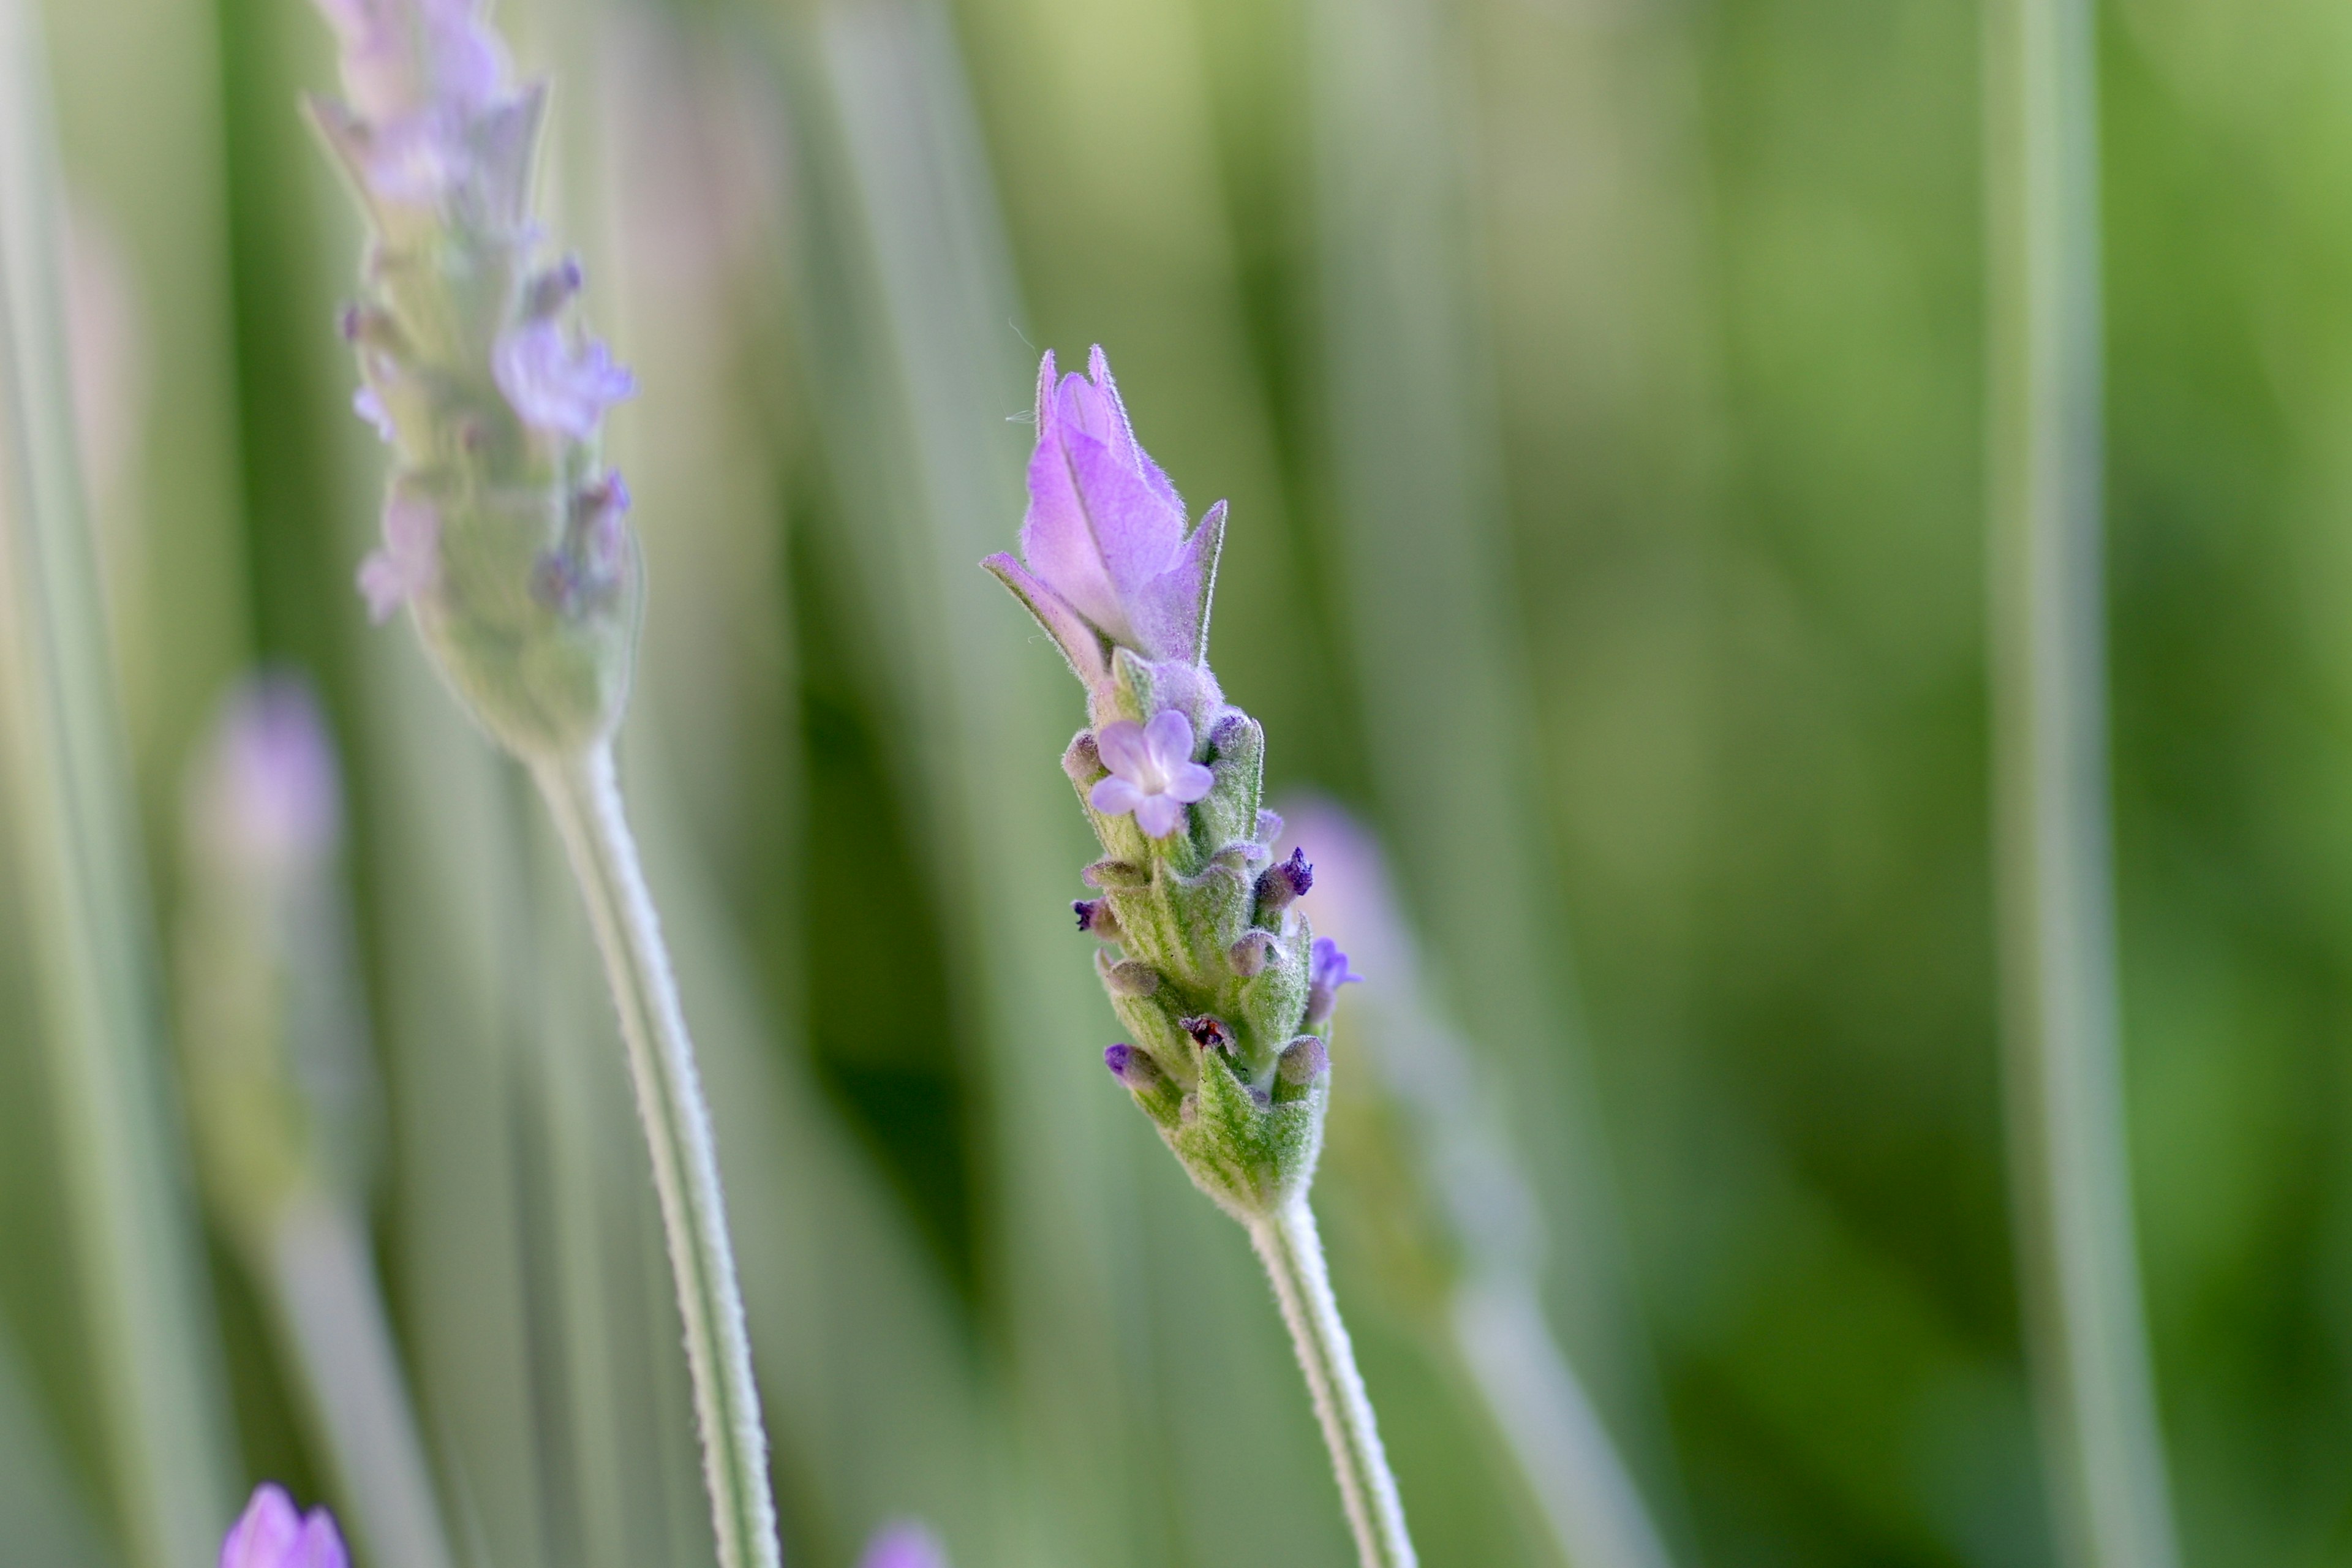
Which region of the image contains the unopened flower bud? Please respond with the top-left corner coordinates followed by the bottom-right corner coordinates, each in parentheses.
top-left (1073, 898), bottom-right (1121, 941)
top-left (1063, 729), bottom-right (1104, 786)
top-left (1228, 930), bottom-right (1275, 978)
top-left (1278, 1036), bottom-right (1330, 1085)
top-left (1101, 955), bottom-right (1159, 997)
top-left (1083, 857), bottom-right (1145, 889)
top-left (1103, 1043), bottom-right (1160, 1093)
top-left (1256, 846), bottom-right (1313, 914)
top-left (522, 255), bottom-right (587, 320)
top-left (220, 1483), bottom-right (347, 1568)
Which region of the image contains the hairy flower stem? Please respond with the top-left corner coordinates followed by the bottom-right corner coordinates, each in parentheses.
top-left (1249, 1200), bottom-right (1416, 1568)
top-left (534, 744), bottom-right (780, 1568)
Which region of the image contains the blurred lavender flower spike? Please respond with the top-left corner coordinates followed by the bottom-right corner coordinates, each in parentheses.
top-left (219, 1483), bottom-right (348, 1568)
top-left (1305, 936), bottom-right (1362, 1027)
top-left (984, 346), bottom-right (1226, 706)
top-left (1090, 710), bottom-right (1213, 838)
top-left (312, 0), bottom-right (506, 121)
top-left (494, 315), bottom-right (636, 438)
top-left (192, 674), bottom-right (344, 879)
top-left (856, 1521), bottom-right (950, 1568)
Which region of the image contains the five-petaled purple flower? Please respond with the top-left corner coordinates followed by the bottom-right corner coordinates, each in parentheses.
top-left (357, 495), bottom-right (439, 622)
top-left (219, 1483), bottom-right (347, 1568)
top-left (984, 347), bottom-right (1226, 696)
top-left (856, 1521), bottom-right (951, 1568)
top-left (1090, 710), bottom-right (1213, 839)
top-left (1305, 937), bottom-right (1362, 1026)
top-left (493, 317), bottom-right (636, 439)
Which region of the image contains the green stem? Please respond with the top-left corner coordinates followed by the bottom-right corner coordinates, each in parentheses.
top-left (1248, 1199), bottom-right (1417, 1568)
top-left (1985, 1), bottom-right (2180, 1565)
top-left (0, 1), bottom-right (233, 1563)
top-left (534, 744), bottom-right (781, 1568)
top-left (264, 1196), bottom-right (456, 1568)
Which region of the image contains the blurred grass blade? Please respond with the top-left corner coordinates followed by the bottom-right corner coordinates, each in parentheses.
top-left (1983, 2), bottom-right (2179, 1566)
top-left (1305, 0), bottom-right (1673, 1503)
top-left (0, 1320), bottom-right (115, 1568)
top-left (0, 2), bottom-right (235, 1564)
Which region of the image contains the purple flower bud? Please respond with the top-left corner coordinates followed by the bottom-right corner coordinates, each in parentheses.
top-left (983, 347), bottom-right (1228, 693)
top-left (192, 674), bottom-right (344, 876)
top-left (1180, 1015), bottom-right (1233, 1054)
top-left (1278, 1036), bottom-right (1330, 1085)
top-left (1103, 1043), bottom-right (1161, 1093)
top-left (1062, 729), bottom-right (1104, 786)
top-left (492, 317), bottom-right (635, 439)
top-left (1305, 937), bottom-right (1362, 1026)
top-left (1074, 898), bottom-right (1125, 943)
top-left (220, 1483), bottom-right (348, 1568)
top-left (522, 256), bottom-right (586, 319)
top-left (1088, 710), bottom-right (1213, 840)
top-left (1256, 846), bottom-right (1313, 913)
top-left (1227, 930), bottom-right (1275, 978)
top-left (356, 494), bottom-right (438, 622)
top-left (858, 1522), bottom-right (951, 1568)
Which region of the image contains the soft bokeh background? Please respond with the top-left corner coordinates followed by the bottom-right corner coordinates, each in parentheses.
top-left (1, 0), bottom-right (2346, 1565)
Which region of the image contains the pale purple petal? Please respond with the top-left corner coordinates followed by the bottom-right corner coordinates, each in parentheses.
top-left (1140, 709), bottom-right (1195, 774)
top-left (983, 552), bottom-right (1110, 692)
top-left (858, 1521), bottom-right (950, 1568)
top-left (353, 384), bottom-right (393, 442)
top-left (356, 496), bottom-right (438, 622)
top-left (222, 1487), bottom-right (300, 1568)
top-left (287, 1511), bottom-right (349, 1568)
top-left (1090, 775), bottom-right (1145, 817)
top-left (1167, 761), bottom-right (1215, 804)
top-left (1093, 720), bottom-right (1153, 782)
top-left (1134, 794), bottom-right (1185, 839)
top-left (493, 318), bottom-right (635, 439)
top-left (1083, 344), bottom-right (1185, 517)
top-left (1128, 499), bottom-right (1224, 663)
top-left (1066, 429), bottom-right (1186, 605)
top-left (1021, 434), bottom-right (1130, 641)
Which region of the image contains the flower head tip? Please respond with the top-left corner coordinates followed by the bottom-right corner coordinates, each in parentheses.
top-left (220, 1484), bottom-right (347, 1568)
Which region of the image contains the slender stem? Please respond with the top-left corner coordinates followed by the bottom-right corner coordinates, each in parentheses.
top-left (533, 744), bottom-right (782, 1568)
top-left (1984, 1), bottom-right (2180, 1566)
top-left (0, 2), bottom-right (232, 1564)
top-left (1450, 1281), bottom-right (1675, 1568)
top-left (264, 1196), bottom-right (456, 1568)
top-left (1248, 1199), bottom-right (1417, 1568)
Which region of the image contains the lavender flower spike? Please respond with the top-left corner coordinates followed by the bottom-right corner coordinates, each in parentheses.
top-left (987, 348), bottom-right (1417, 1566)
top-left (985, 347), bottom-right (1226, 715)
top-left (220, 1484), bottom-right (347, 1568)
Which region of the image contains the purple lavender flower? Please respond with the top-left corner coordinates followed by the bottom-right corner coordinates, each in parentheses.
top-left (856, 1521), bottom-right (950, 1568)
top-left (1305, 937), bottom-right (1362, 1027)
top-left (1089, 709), bottom-right (1213, 839)
top-left (193, 674), bottom-right (344, 875)
top-left (219, 1483), bottom-right (348, 1568)
top-left (984, 347), bottom-right (1226, 695)
top-left (492, 317), bottom-right (636, 439)
top-left (356, 495), bottom-right (438, 622)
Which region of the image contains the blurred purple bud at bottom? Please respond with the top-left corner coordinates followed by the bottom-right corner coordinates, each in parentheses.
top-left (858, 1521), bottom-right (949, 1568)
top-left (219, 1483), bottom-right (347, 1568)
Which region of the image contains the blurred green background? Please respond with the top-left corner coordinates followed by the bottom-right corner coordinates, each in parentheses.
top-left (1, 0), bottom-right (2345, 1564)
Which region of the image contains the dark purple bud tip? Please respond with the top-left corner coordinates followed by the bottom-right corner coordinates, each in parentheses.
top-left (1104, 1043), bottom-right (1159, 1091)
top-left (1180, 1015), bottom-right (1234, 1053)
top-left (1063, 731), bottom-right (1105, 787)
top-left (1256, 847), bottom-right (1313, 913)
top-left (526, 256), bottom-right (587, 318)
top-left (1278, 1036), bottom-right (1330, 1085)
top-left (337, 303), bottom-right (364, 342)
top-left (1074, 900), bottom-right (1096, 931)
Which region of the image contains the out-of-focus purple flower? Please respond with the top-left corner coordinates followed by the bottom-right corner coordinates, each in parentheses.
top-left (984, 347), bottom-right (1227, 691)
top-left (219, 1483), bottom-right (348, 1568)
top-left (492, 317), bottom-right (636, 439)
top-left (194, 674), bottom-right (344, 877)
top-left (1089, 709), bottom-right (1213, 839)
top-left (352, 384), bottom-right (393, 442)
top-left (310, 0), bottom-right (507, 123)
top-left (856, 1520), bottom-right (950, 1568)
top-left (1305, 937), bottom-right (1362, 1027)
top-left (356, 494), bottom-right (439, 622)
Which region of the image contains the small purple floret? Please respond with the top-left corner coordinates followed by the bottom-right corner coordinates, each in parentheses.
top-left (1305, 937), bottom-right (1362, 1025)
top-left (1088, 709), bottom-right (1213, 839)
top-left (356, 494), bottom-right (438, 622)
top-left (492, 317), bottom-right (636, 439)
top-left (219, 1483), bottom-right (348, 1568)
top-left (1104, 1043), bottom-right (1157, 1092)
